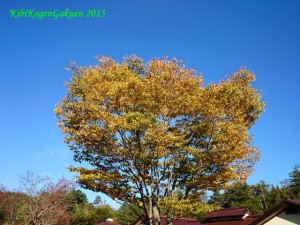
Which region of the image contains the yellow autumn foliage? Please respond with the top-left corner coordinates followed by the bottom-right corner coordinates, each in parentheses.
top-left (159, 195), bottom-right (217, 219)
top-left (55, 55), bottom-right (265, 220)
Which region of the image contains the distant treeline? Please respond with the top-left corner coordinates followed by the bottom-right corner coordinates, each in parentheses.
top-left (1, 164), bottom-right (299, 225)
top-left (208, 164), bottom-right (300, 215)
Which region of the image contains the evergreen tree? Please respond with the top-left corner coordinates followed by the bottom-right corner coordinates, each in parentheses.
top-left (288, 164), bottom-right (300, 200)
top-left (209, 183), bottom-right (266, 215)
top-left (208, 191), bottom-right (224, 207)
top-left (93, 196), bottom-right (103, 208)
top-left (67, 189), bottom-right (89, 212)
top-left (253, 181), bottom-right (271, 212)
top-left (93, 205), bottom-right (115, 224)
top-left (268, 185), bottom-right (286, 208)
top-left (116, 203), bottom-right (143, 225)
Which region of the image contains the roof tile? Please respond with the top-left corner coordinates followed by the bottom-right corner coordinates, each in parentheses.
top-left (205, 208), bottom-right (250, 219)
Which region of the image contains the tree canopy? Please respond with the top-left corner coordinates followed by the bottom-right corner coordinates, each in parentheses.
top-left (55, 55), bottom-right (265, 225)
top-left (288, 164), bottom-right (300, 200)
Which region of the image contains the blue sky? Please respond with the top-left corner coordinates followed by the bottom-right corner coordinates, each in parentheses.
top-left (0, 0), bottom-right (299, 204)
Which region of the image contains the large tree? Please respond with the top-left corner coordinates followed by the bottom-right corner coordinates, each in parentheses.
top-left (55, 55), bottom-right (264, 225)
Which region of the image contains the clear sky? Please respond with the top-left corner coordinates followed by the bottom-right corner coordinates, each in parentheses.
top-left (0, 0), bottom-right (299, 204)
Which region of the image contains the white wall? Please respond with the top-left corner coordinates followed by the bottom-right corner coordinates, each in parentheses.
top-left (264, 210), bottom-right (300, 225)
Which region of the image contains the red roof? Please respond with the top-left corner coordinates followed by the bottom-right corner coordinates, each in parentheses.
top-left (160, 216), bottom-right (199, 225)
top-left (284, 199), bottom-right (300, 207)
top-left (205, 208), bottom-right (251, 219)
top-left (200, 216), bottom-right (259, 225)
top-left (157, 216), bottom-right (259, 225)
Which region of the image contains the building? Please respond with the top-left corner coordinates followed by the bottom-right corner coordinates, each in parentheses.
top-left (200, 207), bottom-right (259, 225)
top-left (132, 199), bottom-right (300, 225)
top-left (251, 199), bottom-right (300, 225)
top-left (199, 199), bottom-right (300, 225)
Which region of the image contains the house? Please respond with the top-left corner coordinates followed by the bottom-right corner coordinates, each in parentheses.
top-left (199, 199), bottom-right (300, 225)
top-left (132, 199), bottom-right (300, 225)
top-left (250, 199), bottom-right (300, 225)
top-left (133, 211), bottom-right (258, 225)
top-left (201, 200), bottom-right (300, 225)
top-left (200, 207), bottom-right (259, 225)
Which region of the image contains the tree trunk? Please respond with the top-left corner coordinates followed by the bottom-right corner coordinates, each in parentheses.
top-left (146, 198), bottom-right (161, 225)
top-left (151, 198), bottom-right (160, 225)
top-left (166, 217), bottom-right (173, 225)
